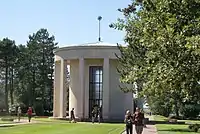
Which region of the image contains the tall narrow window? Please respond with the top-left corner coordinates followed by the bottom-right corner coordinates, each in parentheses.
top-left (89, 66), bottom-right (103, 117)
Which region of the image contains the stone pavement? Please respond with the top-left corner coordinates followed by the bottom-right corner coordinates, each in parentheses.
top-left (0, 119), bottom-right (37, 127)
top-left (122, 115), bottom-right (158, 134)
top-left (13, 119), bottom-right (38, 123)
top-left (121, 125), bottom-right (157, 134)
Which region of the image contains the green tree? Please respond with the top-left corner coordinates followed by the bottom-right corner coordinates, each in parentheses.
top-left (14, 29), bottom-right (58, 115)
top-left (0, 38), bottom-right (17, 112)
top-left (27, 28), bottom-right (57, 114)
top-left (111, 0), bottom-right (200, 117)
top-left (9, 28), bottom-right (58, 115)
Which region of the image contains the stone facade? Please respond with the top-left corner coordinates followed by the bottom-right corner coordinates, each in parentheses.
top-left (53, 42), bottom-right (134, 121)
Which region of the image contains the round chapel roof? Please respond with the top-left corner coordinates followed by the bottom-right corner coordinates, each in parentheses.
top-left (70, 42), bottom-right (118, 47)
top-left (54, 42), bottom-right (124, 60)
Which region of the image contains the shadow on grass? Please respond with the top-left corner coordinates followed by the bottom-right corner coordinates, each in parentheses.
top-left (0, 125), bottom-right (15, 128)
top-left (159, 128), bottom-right (192, 132)
top-left (150, 121), bottom-right (185, 125)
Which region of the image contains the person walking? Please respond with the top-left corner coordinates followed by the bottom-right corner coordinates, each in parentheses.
top-left (91, 109), bottom-right (96, 123)
top-left (141, 109), bottom-right (147, 128)
top-left (133, 107), bottom-right (145, 134)
top-left (70, 108), bottom-right (76, 123)
top-left (17, 106), bottom-right (22, 122)
top-left (124, 110), bottom-right (134, 134)
top-left (97, 110), bottom-right (101, 124)
top-left (27, 107), bottom-right (33, 122)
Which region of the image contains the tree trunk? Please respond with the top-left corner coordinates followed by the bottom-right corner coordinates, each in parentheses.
top-left (50, 71), bottom-right (53, 112)
top-left (5, 61), bottom-right (9, 112)
top-left (10, 67), bottom-right (14, 105)
top-left (174, 101), bottom-right (179, 118)
top-left (42, 48), bottom-right (45, 115)
top-left (32, 69), bottom-right (36, 106)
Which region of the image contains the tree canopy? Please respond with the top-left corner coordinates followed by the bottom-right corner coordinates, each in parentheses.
top-left (111, 0), bottom-right (200, 117)
top-left (0, 28), bottom-right (70, 115)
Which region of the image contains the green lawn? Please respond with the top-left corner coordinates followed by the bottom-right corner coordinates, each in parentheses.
top-left (154, 115), bottom-right (168, 121)
top-left (0, 121), bottom-right (124, 134)
top-left (154, 115), bottom-right (200, 123)
top-left (0, 121), bottom-right (13, 124)
top-left (157, 124), bottom-right (198, 134)
top-left (154, 115), bottom-right (200, 134)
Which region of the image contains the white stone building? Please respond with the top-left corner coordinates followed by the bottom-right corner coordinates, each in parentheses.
top-left (53, 42), bottom-right (133, 121)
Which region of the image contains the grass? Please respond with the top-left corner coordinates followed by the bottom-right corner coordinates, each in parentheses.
top-left (156, 124), bottom-right (198, 134)
top-left (0, 116), bottom-right (15, 124)
top-left (154, 115), bottom-right (200, 123)
top-left (154, 115), bottom-right (168, 121)
top-left (0, 119), bottom-right (124, 134)
top-left (154, 115), bottom-right (200, 134)
top-left (0, 121), bottom-right (13, 124)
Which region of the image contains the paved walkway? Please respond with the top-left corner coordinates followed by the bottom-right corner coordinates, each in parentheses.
top-left (121, 125), bottom-right (157, 134)
top-left (122, 115), bottom-right (158, 134)
top-left (13, 119), bottom-right (38, 123)
top-left (0, 119), bottom-right (37, 127)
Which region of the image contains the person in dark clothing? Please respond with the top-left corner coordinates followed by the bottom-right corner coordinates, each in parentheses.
top-left (91, 109), bottom-right (96, 123)
top-left (124, 110), bottom-right (133, 134)
top-left (70, 108), bottom-right (76, 123)
top-left (133, 107), bottom-right (145, 134)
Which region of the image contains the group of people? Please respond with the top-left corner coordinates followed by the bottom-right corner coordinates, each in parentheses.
top-left (69, 107), bottom-right (146, 134)
top-left (17, 106), bottom-right (33, 122)
top-left (124, 107), bottom-right (145, 134)
top-left (69, 106), bottom-right (102, 124)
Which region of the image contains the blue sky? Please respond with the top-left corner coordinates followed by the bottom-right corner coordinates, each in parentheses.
top-left (0, 0), bottom-right (131, 47)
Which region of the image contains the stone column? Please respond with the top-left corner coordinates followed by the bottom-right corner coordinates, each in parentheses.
top-left (53, 61), bottom-right (61, 117)
top-left (59, 59), bottom-right (67, 118)
top-left (103, 58), bottom-right (110, 119)
top-left (124, 93), bottom-right (133, 113)
top-left (69, 60), bottom-right (81, 119)
top-left (79, 58), bottom-right (85, 119)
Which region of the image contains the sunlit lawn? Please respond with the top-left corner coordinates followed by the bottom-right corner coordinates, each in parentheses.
top-left (154, 115), bottom-right (200, 134)
top-left (156, 124), bottom-right (198, 134)
top-left (0, 119), bottom-right (124, 134)
top-left (0, 121), bottom-right (13, 124)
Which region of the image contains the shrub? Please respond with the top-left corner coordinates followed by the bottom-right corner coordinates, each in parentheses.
top-left (150, 102), bottom-right (172, 117)
top-left (44, 110), bottom-right (53, 116)
top-left (188, 124), bottom-right (200, 132)
top-left (148, 97), bottom-right (173, 117)
top-left (34, 103), bottom-right (43, 116)
top-left (180, 104), bottom-right (200, 119)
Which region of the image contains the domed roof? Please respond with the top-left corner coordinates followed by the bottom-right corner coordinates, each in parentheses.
top-left (67, 42), bottom-right (119, 47)
top-left (54, 41), bottom-right (124, 60)
top-left (54, 41), bottom-right (127, 54)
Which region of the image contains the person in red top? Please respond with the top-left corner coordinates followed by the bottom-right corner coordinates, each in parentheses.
top-left (27, 107), bottom-right (33, 122)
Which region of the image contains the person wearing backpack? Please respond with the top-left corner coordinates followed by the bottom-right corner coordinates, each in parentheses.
top-left (133, 107), bottom-right (145, 134)
top-left (124, 110), bottom-right (134, 134)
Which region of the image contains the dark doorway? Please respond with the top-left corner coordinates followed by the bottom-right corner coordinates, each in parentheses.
top-left (89, 66), bottom-right (103, 118)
